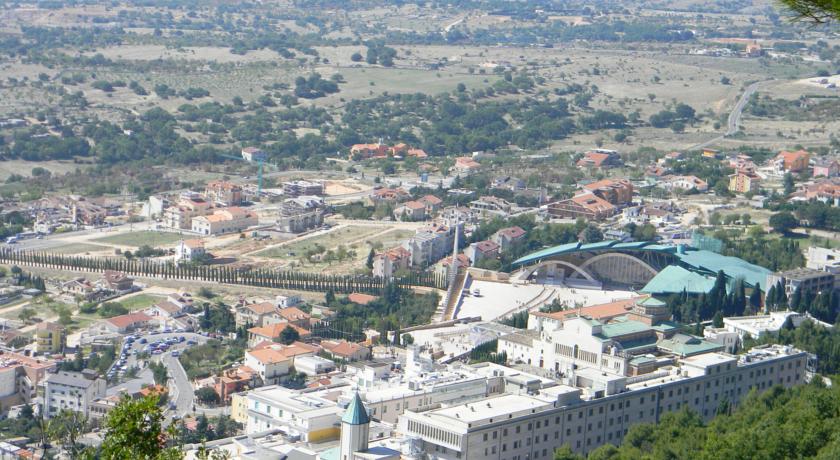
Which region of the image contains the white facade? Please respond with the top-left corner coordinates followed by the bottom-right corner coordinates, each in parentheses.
top-left (806, 246), bottom-right (840, 274)
top-left (723, 311), bottom-right (833, 341)
top-left (294, 356), bottom-right (336, 376)
top-left (276, 295), bottom-right (302, 308)
top-left (400, 345), bottom-right (807, 458)
top-left (245, 386), bottom-right (341, 441)
top-left (43, 371), bottom-right (106, 419)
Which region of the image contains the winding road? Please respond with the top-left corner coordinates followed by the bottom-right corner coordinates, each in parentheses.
top-left (687, 80), bottom-right (770, 151)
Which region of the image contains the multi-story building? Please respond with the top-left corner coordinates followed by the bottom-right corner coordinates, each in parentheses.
top-left (43, 370), bottom-right (106, 418)
top-left (728, 171), bottom-right (761, 194)
top-left (373, 247), bottom-right (411, 278)
top-left (163, 194), bottom-right (213, 230)
top-left (492, 226), bottom-right (527, 252)
top-left (0, 351), bottom-right (56, 409)
top-left (276, 196), bottom-right (325, 233)
top-left (581, 179), bottom-right (634, 205)
top-left (766, 267), bottom-right (835, 298)
top-left (404, 223), bottom-right (462, 267)
top-left (774, 149), bottom-right (810, 173)
top-left (547, 192), bottom-right (616, 221)
top-left (175, 239), bottom-right (206, 262)
top-left (244, 385), bottom-right (342, 442)
top-left (806, 246), bottom-right (840, 274)
top-left (400, 345), bottom-right (807, 458)
top-left (721, 310), bottom-right (833, 341)
top-left (465, 240), bottom-right (500, 266)
top-left (282, 180), bottom-right (324, 197)
top-left (660, 175), bottom-right (708, 192)
top-left (813, 158), bottom-right (840, 178)
top-left (35, 322), bottom-right (65, 355)
top-left (469, 196), bottom-right (513, 219)
top-left (191, 207), bottom-right (258, 236)
top-left (205, 181), bottom-right (244, 206)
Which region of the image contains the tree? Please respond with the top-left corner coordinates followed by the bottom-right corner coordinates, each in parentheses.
top-left (769, 212), bottom-right (798, 234)
top-left (784, 172), bottom-right (795, 195)
top-left (277, 325), bottom-right (300, 345)
top-left (48, 409), bottom-right (88, 457)
top-left (712, 311), bottom-right (724, 328)
top-left (350, 52), bottom-right (363, 62)
top-left (195, 387), bottom-right (220, 405)
top-left (99, 395), bottom-right (180, 460)
top-left (749, 283), bottom-right (762, 312)
top-left (579, 225), bottom-right (603, 243)
top-left (554, 445), bottom-right (584, 460)
top-left (366, 247), bottom-right (375, 270)
top-left (780, 0), bottom-right (840, 23)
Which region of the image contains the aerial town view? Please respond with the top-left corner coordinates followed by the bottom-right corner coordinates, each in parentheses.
top-left (0, 0), bottom-right (840, 459)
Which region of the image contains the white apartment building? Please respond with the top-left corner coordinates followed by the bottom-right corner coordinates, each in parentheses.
top-left (245, 386), bottom-right (342, 442)
top-left (400, 345), bottom-right (807, 458)
top-left (722, 311), bottom-right (833, 341)
top-left (43, 370), bottom-right (106, 418)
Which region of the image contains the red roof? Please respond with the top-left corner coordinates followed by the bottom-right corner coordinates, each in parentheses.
top-left (534, 297), bottom-right (645, 321)
top-left (496, 226), bottom-right (526, 239)
top-left (473, 240), bottom-right (500, 254)
top-left (106, 312), bottom-right (153, 329)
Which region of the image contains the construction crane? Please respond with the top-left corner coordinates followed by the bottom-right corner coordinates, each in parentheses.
top-left (217, 150), bottom-right (276, 195)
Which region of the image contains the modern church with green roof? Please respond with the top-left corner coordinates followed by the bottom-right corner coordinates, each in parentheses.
top-left (511, 240), bottom-right (769, 295)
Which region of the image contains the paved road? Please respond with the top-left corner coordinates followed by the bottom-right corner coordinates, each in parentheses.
top-left (119, 331), bottom-right (210, 422)
top-left (686, 80), bottom-right (769, 151)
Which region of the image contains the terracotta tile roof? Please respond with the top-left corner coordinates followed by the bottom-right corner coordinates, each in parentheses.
top-left (533, 296), bottom-right (646, 321)
top-left (248, 323), bottom-right (310, 339)
top-left (418, 195), bottom-right (442, 205)
top-left (247, 348), bottom-right (292, 364)
top-left (106, 312), bottom-right (153, 329)
top-left (571, 192), bottom-right (615, 213)
top-left (473, 240), bottom-right (500, 253)
top-left (243, 302), bottom-right (277, 315)
top-left (277, 307), bottom-right (310, 322)
top-left (322, 340), bottom-right (367, 357)
top-left (496, 226), bottom-right (526, 239)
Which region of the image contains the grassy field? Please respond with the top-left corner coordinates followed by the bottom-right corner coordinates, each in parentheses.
top-left (255, 225), bottom-right (385, 259)
top-left (114, 293), bottom-right (163, 311)
top-left (92, 231), bottom-right (185, 248)
top-left (51, 242), bottom-right (113, 255)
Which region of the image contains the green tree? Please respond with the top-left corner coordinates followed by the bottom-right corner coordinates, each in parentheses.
top-left (769, 212), bottom-right (799, 234)
top-left (780, 0), bottom-right (840, 23)
top-left (195, 387), bottom-right (220, 405)
top-left (277, 325), bottom-right (300, 345)
top-left (366, 247), bottom-right (375, 270)
top-left (784, 172), bottom-right (795, 195)
top-left (47, 409), bottom-right (88, 457)
top-left (99, 395), bottom-right (180, 460)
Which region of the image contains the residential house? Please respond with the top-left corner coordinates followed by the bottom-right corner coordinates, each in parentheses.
top-left (661, 175), bottom-right (708, 192)
top-left (491, 176), bottom-right (525, 191)
top-left (35, 322), bottom-right (65, 355)
top-left (373, 246), bottom-right (411, 278)
top-left (369, 188), bottom-right (409, 205)
top-left (236, 302), bottom-right (279, 327)
top-left (100, 271), bottom-right (133, 292)
top-left (320, 340), bottom-right (371, 362)
top-left (244, 341), bottom-right (319, 386)
top-left (205, 181), bottom-right (243, 206)
top-left (146, 293), bottom-right (191, 319)
top-left (729, 171), bottom-right (761, 194)
top-left (247, 323), bottom-right (311, 348)
top-left (813, 158), bottom-right (840, 178)
top-left (417, 195), bottom-right (443, 215)
top-left (774, 149), bottom-right (810, 173)
top-left (804, 180), bottom-right (840, 205)
top-left (434, 254), bottom-right (471, 279)
top-left (175, 239), bottom-right (206, 262)
top-left (271, 307), bottom-right (311, 329)
top-left (214, 366), bottom-right (258, 403)
top-left (394, 201), bottom-right (426, 221)
top-left (191, 207), bottom-right (258, 236)
top-left (276, 295), bottom-right (302, 309)
top-left (61, 277), bottom-right (98, 300)
top-left (44, 370), bottom-right (106, 418)
top-left (241, 147), bottom-right (265, 162)
top-left (102, 313), bottom-right (154, 334)
top-left (576, 149), bottom-right (622, 169)
top-left (492, 226), bottom-right (527, 251)
top-left (465, 240), bottom-right (500, 266)
top-left (453, 157), bottom-right (481, 174)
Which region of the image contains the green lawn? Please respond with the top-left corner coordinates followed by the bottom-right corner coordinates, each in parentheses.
top-left (92, 231), bottom-right (185, 248)
top-left (51, 243), bottom-right (112, 255)
top-left (256, 225), bottom-right (383, 259)
top-left (114, 293), bottom-right (164, 311)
